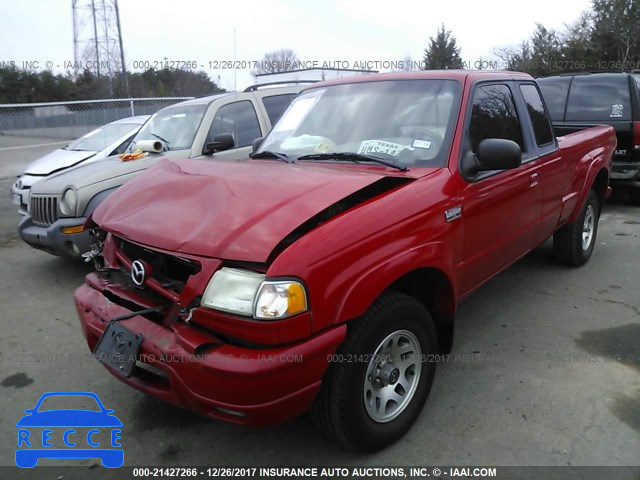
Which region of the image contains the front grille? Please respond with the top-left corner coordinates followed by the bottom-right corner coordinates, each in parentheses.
top-left (30, 195), bottom-right (59, 226)
top-left (117, 237), bottom-right (201, 294)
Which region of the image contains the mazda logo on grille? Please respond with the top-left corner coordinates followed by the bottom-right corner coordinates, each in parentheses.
top-left (131, 260), bottom-right (146, 287)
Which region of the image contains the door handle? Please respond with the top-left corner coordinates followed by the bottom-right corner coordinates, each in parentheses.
top-left (529, 172), bottom-right (540, 187)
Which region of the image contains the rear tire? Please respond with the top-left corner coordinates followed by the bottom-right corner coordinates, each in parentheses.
top-left (553, 189), bottom-right (599, 266)
top-left (311, 291), bottom-right (437, 451)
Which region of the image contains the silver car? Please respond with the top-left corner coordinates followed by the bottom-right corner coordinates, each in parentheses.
top-left (19, 84), bottom-right (304, 258)
top-left (11, 115), bottom-right (149, 213)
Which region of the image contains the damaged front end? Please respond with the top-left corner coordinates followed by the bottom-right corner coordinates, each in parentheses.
top-left (74, 227), bottom-right (346, 426)
top-left (82, 225), bottom-right (108, 271)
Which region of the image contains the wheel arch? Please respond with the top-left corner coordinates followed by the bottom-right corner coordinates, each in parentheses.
top-left (569, 158), bottom-right (610, 224)
top-left (591, 167), bottom-right (609, 213)
top-left (386, 267), bottom-right (457, 353)
top-left (335, 251), bottom-right (458, 354)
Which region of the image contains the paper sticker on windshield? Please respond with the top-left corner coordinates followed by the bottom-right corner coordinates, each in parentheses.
top-left (314, 143), bottom-right (331, 153)
top-left (273, 90), bottom-right (324, 133)
top-left (358, 140), bottom-right (406, 157)
top-left (412, 139), bottom-right (432, 149)
top-left (610, 104), bottom-right (624, 118)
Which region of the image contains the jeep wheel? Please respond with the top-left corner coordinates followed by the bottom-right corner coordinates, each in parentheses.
top-left (311, 291), bottom-right (437, 451)
top-left (553, 189), bottom-right (600, 266)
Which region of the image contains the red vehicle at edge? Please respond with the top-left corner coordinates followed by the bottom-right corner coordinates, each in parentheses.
top-left (74, 71), bottom-right (616, 451)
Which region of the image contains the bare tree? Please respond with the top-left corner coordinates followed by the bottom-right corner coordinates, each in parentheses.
top-left (400, 55), bottom-right (418, 71)
top-left (390, 55), bottom-right (418, 72)
top-left (253, 49), bottom-right (301, 76)
top-left (493, 41), bottom-right (533, 72)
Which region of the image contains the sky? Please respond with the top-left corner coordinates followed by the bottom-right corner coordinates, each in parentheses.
top-left (0, 0), bottom-right (593, 93)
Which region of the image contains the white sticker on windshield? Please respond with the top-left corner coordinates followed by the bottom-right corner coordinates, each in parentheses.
top-left (273, 90), bottom-right (324, 133)
top-left (412, 139), bottom-right (432, 149)
top-left (358, 139), bottom-right (407, 157)
top-left (610, 104), bottom-right (624, 118)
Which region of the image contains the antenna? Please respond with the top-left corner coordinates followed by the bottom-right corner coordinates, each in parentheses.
top-left (234, 28), bottom-right (239, 162)
top-left (233, 28), bottom-right (237, 93)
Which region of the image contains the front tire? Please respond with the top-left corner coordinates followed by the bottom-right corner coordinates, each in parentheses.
top-left (553, 189), bottom-right (600, 266)
top-left (311, 291), bottom-right (437, 451)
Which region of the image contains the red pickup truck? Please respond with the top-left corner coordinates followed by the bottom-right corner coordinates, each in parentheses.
top-left (74, 71), bottom-right (616, 451)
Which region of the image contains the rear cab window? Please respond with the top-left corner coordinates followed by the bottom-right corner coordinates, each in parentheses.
top-left (519, 84), bottom-right (555, 147)
top-left (565, 75), bottom-right (632, 122)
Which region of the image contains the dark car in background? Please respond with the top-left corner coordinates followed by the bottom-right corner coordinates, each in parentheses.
top-left (538, 72), bottom-right (640, 203)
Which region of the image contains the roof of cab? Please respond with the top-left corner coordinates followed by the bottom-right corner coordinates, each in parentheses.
top-left (164, 83), bottom-right (308, 109)
top-left (300, 69), bottom-right (533, 91)
top-left (164, 92), bottom-right (232, 108)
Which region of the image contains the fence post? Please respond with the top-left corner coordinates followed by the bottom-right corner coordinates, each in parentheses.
top-left (129, 99), bottom-right (135, 117)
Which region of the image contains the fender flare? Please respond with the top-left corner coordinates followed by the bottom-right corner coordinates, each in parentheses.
top-left (334, 240), bottom-right (457, 325)
top-left (82, 187), bottom-right (119, 217)
top-left (569, 154), bottom-right (609, 224)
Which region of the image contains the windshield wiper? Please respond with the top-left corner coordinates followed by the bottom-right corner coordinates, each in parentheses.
top-left (249, 150), bottom-right (293, 163)
top-left (150, 132), bottom-right (171, 148)
top-left (297, 152), bottom-right (407, 171)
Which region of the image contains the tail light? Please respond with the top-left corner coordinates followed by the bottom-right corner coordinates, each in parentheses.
top-left (634, 122), bottom-right (640, 150)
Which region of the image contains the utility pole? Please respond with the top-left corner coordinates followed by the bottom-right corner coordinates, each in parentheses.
top-left (113, 0), bottom-right (130, 99)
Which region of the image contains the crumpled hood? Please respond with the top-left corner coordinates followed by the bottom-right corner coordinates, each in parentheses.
top-left (24, 148), bottom-right (96, 176)
top-left (93, 158), bottom-right (413, 262)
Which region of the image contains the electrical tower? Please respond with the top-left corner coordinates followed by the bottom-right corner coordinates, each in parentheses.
top-left (72, 0), bottom-right (129, 97)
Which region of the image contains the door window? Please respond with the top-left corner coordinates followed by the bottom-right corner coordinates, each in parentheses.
top-left (468, 84), bottom-right (524, 153)
top-left (208, 101), bottom-right (261, 148)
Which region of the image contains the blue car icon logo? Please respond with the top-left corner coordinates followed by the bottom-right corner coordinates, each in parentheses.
top-left (15, 391), bottom-right (123, 468)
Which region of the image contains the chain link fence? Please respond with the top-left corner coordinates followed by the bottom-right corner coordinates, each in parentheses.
top-left (0, 97), bottom-right (194, 140)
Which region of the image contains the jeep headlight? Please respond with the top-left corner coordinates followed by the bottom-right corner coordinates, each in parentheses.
top-left (60, 188), bottom-right (78, 216)
top-left (201, 267), bottom-right (307, 320)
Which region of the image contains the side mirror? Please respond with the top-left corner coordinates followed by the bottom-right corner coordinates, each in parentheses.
top-left (203, 133), bottom-right (235, 155)
top-left (252, 137), bottom-right (264, 153)
top-left (474, 138), bottom-right (522, 172)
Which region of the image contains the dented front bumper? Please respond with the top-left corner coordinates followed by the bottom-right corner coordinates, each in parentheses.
top-left (74, 275), bottom-right (345, 426)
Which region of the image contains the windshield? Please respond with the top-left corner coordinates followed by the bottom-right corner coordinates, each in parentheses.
top-left (258, 79), bottom-right (461, 167)
top-left (129, 104), bottom-right (207, 152)
top-left (66, 122), bottom-right (140, 152)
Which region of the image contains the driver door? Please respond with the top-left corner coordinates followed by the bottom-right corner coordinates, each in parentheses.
top-left (458, 83), bottom-right (543, 296)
